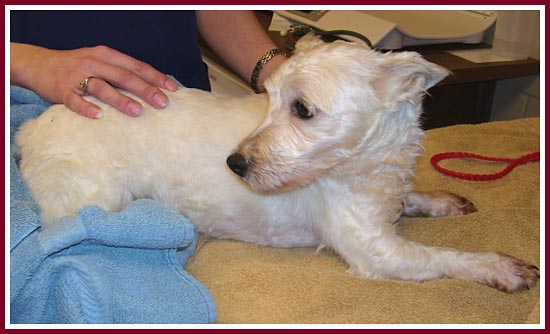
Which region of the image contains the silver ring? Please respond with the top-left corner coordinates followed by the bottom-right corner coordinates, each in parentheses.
top-left (79, 76), bottom-right (98, 96)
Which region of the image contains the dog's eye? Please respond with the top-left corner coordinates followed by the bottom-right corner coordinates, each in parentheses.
top-left (293, 100), bottom-right (313, 119)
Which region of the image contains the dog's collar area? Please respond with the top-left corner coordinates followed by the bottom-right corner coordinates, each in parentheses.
top-left (285, 25), bottom-right (374, 50)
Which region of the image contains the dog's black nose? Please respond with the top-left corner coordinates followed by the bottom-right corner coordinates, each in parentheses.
top-left (227, 153), bottom-right (249, 177)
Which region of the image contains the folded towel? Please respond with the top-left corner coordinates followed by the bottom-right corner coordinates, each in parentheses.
top-left (10, 86), bottom-right (216, 324)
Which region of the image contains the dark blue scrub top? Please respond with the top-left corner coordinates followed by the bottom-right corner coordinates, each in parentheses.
top-left (10, 10), bottom-right (211, 91)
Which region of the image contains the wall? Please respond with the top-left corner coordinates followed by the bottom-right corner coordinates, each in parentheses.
top-left (490, 11), bottom-right (541, 121)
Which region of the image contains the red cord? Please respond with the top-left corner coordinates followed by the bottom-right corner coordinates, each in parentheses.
top-left (430, 151), bottom-right (540, 181)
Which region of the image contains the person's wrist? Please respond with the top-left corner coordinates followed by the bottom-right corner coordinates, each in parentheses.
top-left (250, 48), bottom-right (287, 93)
top-left (11, 44), bottom-right (47, 91)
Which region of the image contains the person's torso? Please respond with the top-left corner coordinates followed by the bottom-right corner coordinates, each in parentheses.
top-left (11, 10), bottom-right (210, 90)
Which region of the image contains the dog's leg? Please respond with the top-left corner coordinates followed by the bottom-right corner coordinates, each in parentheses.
top-left (321, 211), bottom-right (538, 292)
top-left (402, 190), bottom-right (476, 217)
top-left (20, 158), bottom-right (133, 222)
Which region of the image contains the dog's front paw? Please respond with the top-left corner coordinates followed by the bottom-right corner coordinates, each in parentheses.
top-left (443, 192), bottom-right (477, 216)
top-left (403, 190), bottom-right (476, 217)
top-left (484, 254), bottom-right (539, 293)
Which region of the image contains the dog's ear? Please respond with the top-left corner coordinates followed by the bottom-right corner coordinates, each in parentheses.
top-left (294, 33), bottom-right (325, 53)
top-left (373, 51), bottom-right (450, 107)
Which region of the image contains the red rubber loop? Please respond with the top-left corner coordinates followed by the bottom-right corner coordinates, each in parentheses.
top-left (430, 151), bottom-right (540, 181)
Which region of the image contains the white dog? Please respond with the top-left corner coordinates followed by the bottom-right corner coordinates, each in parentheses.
top-left (16, 35), bottom-right (538, 292)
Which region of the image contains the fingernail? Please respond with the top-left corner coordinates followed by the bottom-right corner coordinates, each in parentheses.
top-left (87, 106), bottom-right (103, 119)
top-left (127, 101), bottom-right (143, 116)
top-left (165, 78), bottom-right (178, 91)
top-left (153, 92), bottom-right (169, 108)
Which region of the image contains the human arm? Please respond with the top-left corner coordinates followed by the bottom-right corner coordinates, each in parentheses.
top-left (10, 42), bottom-right (178, 119)
top-left (196, 11), bottom-right (287, 93)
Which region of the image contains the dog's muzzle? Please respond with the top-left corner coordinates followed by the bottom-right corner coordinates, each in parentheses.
top-left (227, 153), bottom-right (249, 177)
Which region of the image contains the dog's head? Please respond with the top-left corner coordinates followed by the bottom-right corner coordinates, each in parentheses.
top-left (228, 34), bottom-right (449, 193)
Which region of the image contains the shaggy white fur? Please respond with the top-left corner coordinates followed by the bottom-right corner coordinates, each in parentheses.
top-left (16, 34), bottom-right (538, 292)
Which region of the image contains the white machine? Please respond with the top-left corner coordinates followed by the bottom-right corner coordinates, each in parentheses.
top-left (275, 10), bottom-right (497, 50)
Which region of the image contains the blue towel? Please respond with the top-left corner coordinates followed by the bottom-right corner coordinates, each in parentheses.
top-left (9, 86), bottom-right (217, 324)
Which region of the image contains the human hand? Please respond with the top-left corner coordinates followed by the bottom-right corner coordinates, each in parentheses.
top-left (11, 43), bottom-right (179, 118)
